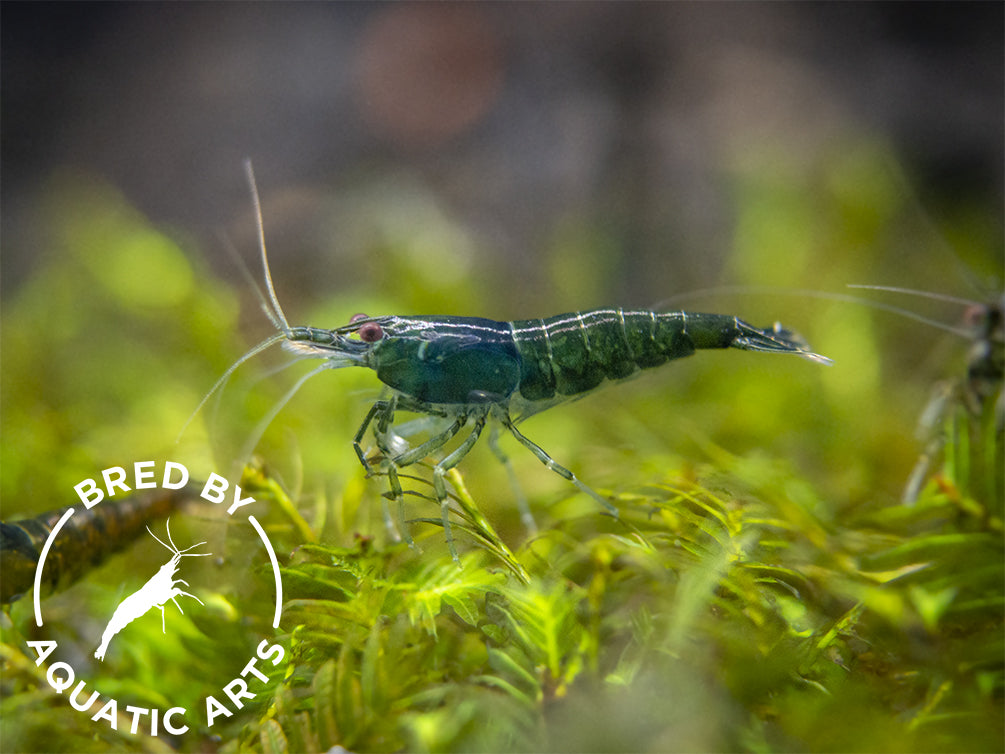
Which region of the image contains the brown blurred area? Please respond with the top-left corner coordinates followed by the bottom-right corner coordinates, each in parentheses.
top-left (2, 2), bottom-right (1002, 312)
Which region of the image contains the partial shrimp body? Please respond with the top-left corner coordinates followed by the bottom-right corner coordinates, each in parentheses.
top-left (0, 487), bottom-right (195, 605)
top-left (880, 288), bottom-right (1004, 504)
top-left (190, 162), bottom-right (831, 560)
top-left (848, 285), bottom-right (1003, 424)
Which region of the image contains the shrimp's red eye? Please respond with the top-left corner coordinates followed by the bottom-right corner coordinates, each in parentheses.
top-left (358, 321), bottom-right (384, 342)
top-left (350, 313), bottom-right (369, 324)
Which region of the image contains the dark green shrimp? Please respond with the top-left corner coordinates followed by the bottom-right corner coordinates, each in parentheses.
top-left (0, 486), bottom-right (198, 604)
top-left (189, 162), bottom-right (831, 560)
top-left (297, 311), bottom-right (828, 555)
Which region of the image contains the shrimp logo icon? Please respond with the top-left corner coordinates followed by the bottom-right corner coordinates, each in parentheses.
top-left (94, 520), bottom-right (210, 662)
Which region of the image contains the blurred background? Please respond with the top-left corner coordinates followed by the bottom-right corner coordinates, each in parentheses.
top-left (2, 2), bottom-right (1002, 525)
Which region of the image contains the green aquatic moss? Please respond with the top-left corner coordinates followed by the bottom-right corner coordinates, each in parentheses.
top-left (2, 146), bottom-right (1001, 753)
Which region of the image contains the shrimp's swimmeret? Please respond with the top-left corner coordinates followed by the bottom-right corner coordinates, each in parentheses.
top-left (188, 161), bottom-right (833, 560)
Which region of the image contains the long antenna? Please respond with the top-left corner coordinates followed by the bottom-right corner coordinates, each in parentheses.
top-left (217, 230), bottom-right (284, 333)
top-left (175, 332), bottom-right (289, 443)
top-left (846, 284), bottom-right (980, 307)
top-left (244, 159), bottom-right (290, 332)
top-left (177, 163), bottom-right (297, 445)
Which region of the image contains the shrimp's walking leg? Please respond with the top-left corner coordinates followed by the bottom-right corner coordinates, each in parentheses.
top-left (353, 399), bottom-right (392, 473)
top-left (487, 425), bottom-right (537, 535)
top-left (427, 412), bottom-right (488, 562)
top-left (353, 398), bottom-right (405, 542)
top-left (357, 397), bottom-right (476, 549)
top-left (383, 466), bottom-right (408, 545)
top-left (385, 413), bottom-right (469, 553)
top-left (499, 412), bottom-right (618, 517)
